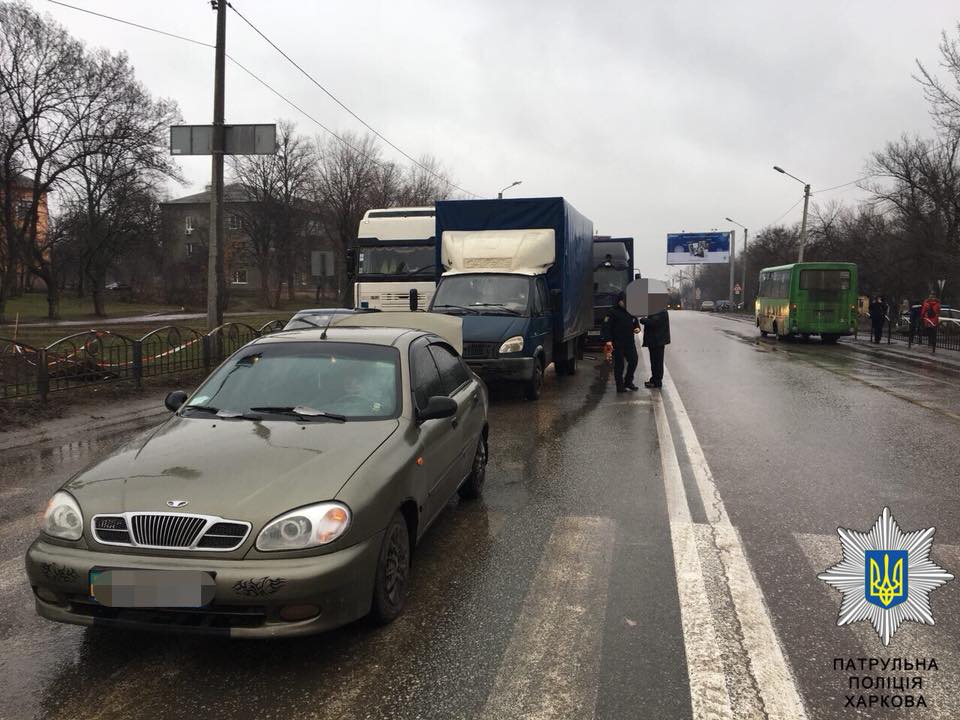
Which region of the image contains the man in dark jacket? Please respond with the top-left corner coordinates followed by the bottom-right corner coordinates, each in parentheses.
top-left (868, 296), bottom-right (887, 343)
top-left (639, 308), bottom-right (671, 388)
top-left (601, 292), bottom-right (640, 392)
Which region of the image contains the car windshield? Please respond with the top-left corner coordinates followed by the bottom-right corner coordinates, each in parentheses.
top-left (432, 274), bottom-right (531, 315)
top-left (186, 342), bottom-right (400, 420)
top-left (358, 246), bottom-right (435, 276)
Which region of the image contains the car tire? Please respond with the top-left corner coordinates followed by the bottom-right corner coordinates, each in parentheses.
top-left (370, 511), bottom-right (410, 625)
top-left (458, 434), bottom-right (487, 499)
top-left (760, 329), bottom-right (768, 337)
top-left (524, 360), bottom-right (543, 400)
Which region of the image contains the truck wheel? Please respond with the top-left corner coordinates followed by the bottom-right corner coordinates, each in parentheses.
top-left (525, 361), bottom-right (543, 400)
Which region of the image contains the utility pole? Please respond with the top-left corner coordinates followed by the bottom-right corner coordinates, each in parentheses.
top-left (207, 0), bottom-right (227, 331)
top-left (797, 183), bottom-right (811, 263)
top-left (728, 230), bottom-right (736, 307)
top-left (741, 226), bottom-right (748, 306)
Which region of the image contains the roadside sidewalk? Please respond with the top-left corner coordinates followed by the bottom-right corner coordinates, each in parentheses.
top-left (839, 335), bottom-right (960, 373)
top-left (0, 395), bottom-right (168, 453)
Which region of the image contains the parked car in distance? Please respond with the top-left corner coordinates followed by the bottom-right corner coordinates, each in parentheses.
top-left (25, 314), bottom-right (489, 638)
top-left (104, 282), bottom-right (131, 292)
top-left (898, 305), bottom-right (958, 331)
top-left (700, 300), bottom-right (715, 311)
top-left (283, 307), bottom-right (380, 331)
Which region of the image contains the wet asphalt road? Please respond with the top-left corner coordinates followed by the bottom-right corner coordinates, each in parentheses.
top-left (1, 311), bottom-right (958, 720)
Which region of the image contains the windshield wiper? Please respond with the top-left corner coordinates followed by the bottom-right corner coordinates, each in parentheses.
top-left (432, 304), bottom-right (479, 315)
top-left (470, 303), bottom-right (522, 316)
top-left (181, 406), bottom-right (263, 421)
top-left (248, 406), bottom-right (347, 422)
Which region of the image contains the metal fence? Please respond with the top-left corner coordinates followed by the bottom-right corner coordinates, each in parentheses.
top-left (855, 316), bottom-right (960, 353)
top-left (0, 320), bottom-right (285, 401)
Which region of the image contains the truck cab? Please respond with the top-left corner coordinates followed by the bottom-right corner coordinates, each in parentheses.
top-left (589, 237), bottom-right (634, 346)
top-left (349, 207), bottom-right (436, 311)
top-left (429, 198), bottom-right (593, 400)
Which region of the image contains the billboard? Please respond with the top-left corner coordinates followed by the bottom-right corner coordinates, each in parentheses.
top-left (666, 231), bottom-right (731, 265)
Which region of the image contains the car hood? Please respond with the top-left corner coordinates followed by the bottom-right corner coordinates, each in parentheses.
top-left (64, 415), bottom-right (399, 523)
top-left (460, 314), bottom-right (529, 343)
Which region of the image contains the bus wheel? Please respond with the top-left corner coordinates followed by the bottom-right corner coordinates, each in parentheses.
top-left (822, 334), bottom-right (839, 344)
top-left (801, 333), bottom-right (811, 342)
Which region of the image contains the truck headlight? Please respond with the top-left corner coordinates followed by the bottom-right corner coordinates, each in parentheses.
top-left (499, 335), bottom-right (524, 354)
top-left (256, 502), bottom-right (351, 551)
top-left (42, 491), bottom-right (83, 541)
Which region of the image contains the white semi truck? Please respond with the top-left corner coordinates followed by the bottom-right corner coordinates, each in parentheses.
top-left (347, 207), bottom-right (437, 311)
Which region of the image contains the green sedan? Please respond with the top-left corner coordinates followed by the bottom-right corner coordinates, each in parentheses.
top-left (25, 319), bottom-right (489, 638)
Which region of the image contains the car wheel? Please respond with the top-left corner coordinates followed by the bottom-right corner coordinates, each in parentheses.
top-left (525, 360), bottom-right (543, 400)
top-left (371, 511), bottom-right (410, 624)
top-left (458, 434), bottom-right (487, 499)
top-left (760, 329), bottom-right (768, 337)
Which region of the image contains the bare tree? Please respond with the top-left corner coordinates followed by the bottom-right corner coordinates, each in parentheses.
top-left (311, 132), bottom-right (383, 305)
top-left (915, 24), bottom-right (960, 135)
top-left (230, 120), bottom-right (315, 307)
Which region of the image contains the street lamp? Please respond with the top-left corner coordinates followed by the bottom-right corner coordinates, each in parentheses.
top-left (773, 165), bottom-right (811, 262)
top-left (498, 180), bottom-right (522, 199)
top-left (725, 216), bottom-right (748, 308)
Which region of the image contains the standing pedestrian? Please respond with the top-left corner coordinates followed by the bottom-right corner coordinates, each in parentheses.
top-left (639, 306), bottom-right (671, 389)
top-left (920, 292), bottom-right (941, 353)
top-left (601, 292), bottom-right (641, 392)
top-left (908, 300), bottom-right (921, 346)
top-left (868, 295), bottom-right (887, 343)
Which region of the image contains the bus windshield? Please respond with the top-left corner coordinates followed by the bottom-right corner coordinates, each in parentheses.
top-left (358, 246), bottom-right (435, 276)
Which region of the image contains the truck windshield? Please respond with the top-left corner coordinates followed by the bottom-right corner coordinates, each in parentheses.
top-left (594, 266), bottom-right (630, 295)
top-left (358, 246), bottom-right (435, 276)
top-left (433, 274), bottom-right (531, 315)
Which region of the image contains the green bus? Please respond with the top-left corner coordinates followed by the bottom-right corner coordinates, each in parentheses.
top-left (755, 262), bottom-right (858, 342)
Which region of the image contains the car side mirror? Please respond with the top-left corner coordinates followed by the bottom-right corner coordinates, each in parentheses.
top-left (409, 288), bottom-right (419, 311)
top-left (164, 390), bottom-right (188, 412)
top-left (417, 396), bottom-right (457, 423)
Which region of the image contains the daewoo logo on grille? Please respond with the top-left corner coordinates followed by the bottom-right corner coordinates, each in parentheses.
top-left (166, 500), bottom-right (189, 508)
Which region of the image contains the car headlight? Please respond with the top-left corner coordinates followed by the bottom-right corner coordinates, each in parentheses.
top-left (499, 335), bottom-right (524, 354)
top-left (42, 491), bottom-right (83, 541)
top-left (256, 502), bottom-right (351, 551)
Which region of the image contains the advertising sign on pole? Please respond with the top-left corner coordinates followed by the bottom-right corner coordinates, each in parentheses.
top-left (666, 231), bottom-right (731, 265)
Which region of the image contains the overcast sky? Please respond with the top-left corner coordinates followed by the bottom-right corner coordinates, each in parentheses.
top-left (30, 0), bottom-right (960, 279)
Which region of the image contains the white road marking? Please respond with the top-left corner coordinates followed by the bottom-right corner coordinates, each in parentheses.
top-left (661, 368), bottom-right (810, 720)
top-left (480, 516), bottom-right (616, 720)
top-left (652, 391), bottom-right (735, 720)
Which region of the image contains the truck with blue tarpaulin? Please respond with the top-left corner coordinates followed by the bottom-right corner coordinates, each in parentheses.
top-left (429, 197), bottom-right (593, 400)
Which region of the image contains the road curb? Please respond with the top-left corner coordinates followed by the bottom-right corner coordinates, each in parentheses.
top-left (838, 340), bottom-right (960, 374)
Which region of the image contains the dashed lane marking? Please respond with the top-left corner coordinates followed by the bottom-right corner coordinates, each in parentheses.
top-left (479, 516), bottom-right (616, 720)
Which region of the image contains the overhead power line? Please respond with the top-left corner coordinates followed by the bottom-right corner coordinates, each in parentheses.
top-left (226, 1), bottom-right (479, 198)
top-left (46, 0), bottom-right (479, 198)
top-left (765, 196), bottom-right (804, 227)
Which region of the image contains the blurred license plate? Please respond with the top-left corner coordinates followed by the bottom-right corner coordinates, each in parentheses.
top-left (89, 569), bottom-right (215, 607)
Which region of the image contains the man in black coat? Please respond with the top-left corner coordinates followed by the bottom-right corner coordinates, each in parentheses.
top-left (639, 308), bottom-right (671, 388)
top-left (601, 292), bottom-right (641, 392)
top-left (868, 296), bottom-right (887, 344)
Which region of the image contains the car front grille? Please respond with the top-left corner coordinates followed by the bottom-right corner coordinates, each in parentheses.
top-left (92, 513), bottom-right (251, 552)
top-left (463, 342), bottom-right (497, 359)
